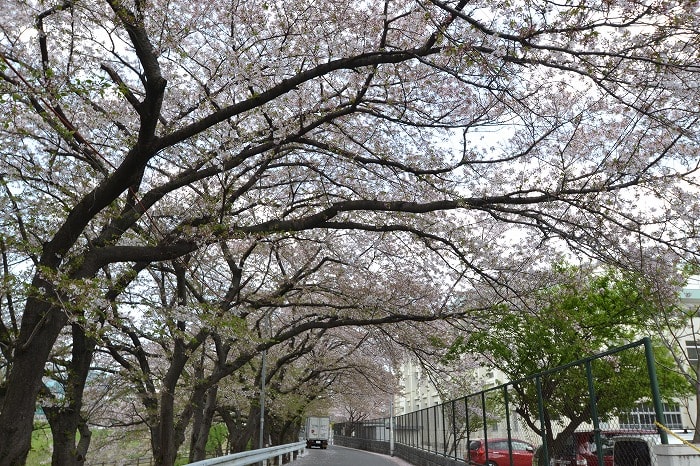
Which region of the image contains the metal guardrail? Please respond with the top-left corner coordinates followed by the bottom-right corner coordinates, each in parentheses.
top-left (187, 441), bottom-right (306, 466)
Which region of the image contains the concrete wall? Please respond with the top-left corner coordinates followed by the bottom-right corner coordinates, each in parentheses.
top-left (334, 436), bottom-right (390, 455)
top-left (334, 436), bottom-right (464, 466)
top-left (393, 444), bottom-right (463, 466)
top-left (654, 444), bottom-right (700, 466)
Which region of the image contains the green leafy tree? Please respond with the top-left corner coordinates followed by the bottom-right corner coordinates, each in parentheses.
top-left (449, 264), bottom-right (692, 461)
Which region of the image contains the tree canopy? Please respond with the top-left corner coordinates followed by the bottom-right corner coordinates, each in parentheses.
top-left (1, 0), bottom-right (700, 464)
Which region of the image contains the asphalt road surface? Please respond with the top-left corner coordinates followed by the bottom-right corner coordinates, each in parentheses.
top-left (292, 445), bottom-right (414, 466)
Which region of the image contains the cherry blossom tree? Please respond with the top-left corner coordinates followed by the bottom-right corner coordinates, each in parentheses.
top-left (91, 232), bottom-right (448, 464)
top-left (1, 0), bottom-right (700, 464)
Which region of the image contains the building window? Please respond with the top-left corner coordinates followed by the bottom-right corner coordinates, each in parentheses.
top-left (619, 402), bottom-right (683, 430)
top-left (686, 340), bottom-right (699, 365)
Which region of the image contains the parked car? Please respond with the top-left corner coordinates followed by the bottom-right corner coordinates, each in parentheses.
top-left (549, 430), bottom-right (616, 466)
top-left (466, 438), bottom-right (536, 466)
top-left (611, 431), bottom-right (695, 466)
top-left (535, 429), bottom-right (696, 466)
top-left (547, 429), bottom-right (665, 466)
top-left (612, 437), bottom-right (651, 466)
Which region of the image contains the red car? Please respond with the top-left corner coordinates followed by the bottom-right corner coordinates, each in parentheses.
top-left (466, 438), bottom-right (536, 466)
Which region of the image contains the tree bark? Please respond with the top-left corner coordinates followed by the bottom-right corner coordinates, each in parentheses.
top-left (151, 332), bottom-right (187, 466)
top-left (189, 385), bottom-right (218, 462)
top-left (0, 296), bottom-right (68, 466)
top-left (152, 264), bottom-right (199, 466)
top-left (229, 406), bottom-right (260, 453)
top-left (694, 378), bottom-right (700, 443)
top-left (43, 406), bottom-right (91, 466)
top-left (44, 324), bottom-right (96, 466)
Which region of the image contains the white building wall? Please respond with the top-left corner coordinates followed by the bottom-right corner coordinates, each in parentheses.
top-left (394, 358), bottom-right (442, 415)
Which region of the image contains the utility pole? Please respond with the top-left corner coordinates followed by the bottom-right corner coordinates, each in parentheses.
top-left (390, 397), bottom-right (395, 456)
top-left (259, 346), bottom-right (267, 450)
top-left (259, 310), bottom-right (273, 451)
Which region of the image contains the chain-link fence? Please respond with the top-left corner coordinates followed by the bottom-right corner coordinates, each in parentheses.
top-left (335, 338), bottom-right (692, 466)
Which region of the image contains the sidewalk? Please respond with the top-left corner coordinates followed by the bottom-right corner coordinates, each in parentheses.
top-left (364, 449), bottom-right (415, 466)
top-left (385, 454), bottom-right (415, 466)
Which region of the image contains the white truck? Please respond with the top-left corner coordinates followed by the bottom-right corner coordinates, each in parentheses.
top-left (305, 416), bottom-right (331, 449)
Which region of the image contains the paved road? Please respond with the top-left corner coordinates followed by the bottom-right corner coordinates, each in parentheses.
top-left (292, 445), bottom-right (414, 466)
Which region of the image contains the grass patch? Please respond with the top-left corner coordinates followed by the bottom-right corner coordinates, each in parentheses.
top-left (26, 422), bottom-right (52, 466)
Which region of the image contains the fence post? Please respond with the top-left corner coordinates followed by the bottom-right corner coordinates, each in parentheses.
top-left (503, 385), bottom-right (513, 463)
top-left (536, 375), bottom-right (549, 466)
top-left (425, 408), bottom-right (431, 452)
top-left (451, 400), bottom-right (458, 460)
top-left (585, 360), bottom-right (606, 466)
top-left (465, 395), bottom-right (471, 459)
top-left (433, 405), bottom-right (438, 454)
top-left (480, 391), bottom-right (489, 464)
top-left (643, 336), bottom-right (669, 444)
top-left (442, 403), bottom-right (447, 457)
top-left (414, 410), bottom-right (418, 448)
top-left (418, 409), bottom-right (430, 450)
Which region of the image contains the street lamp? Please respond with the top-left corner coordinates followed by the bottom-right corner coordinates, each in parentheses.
top-left (259, 310), bottom-right (273, 450)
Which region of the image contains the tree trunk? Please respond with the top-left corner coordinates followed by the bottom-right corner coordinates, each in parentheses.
top-left (156, 391), bottom-right (177, 466)
top-left (229, 406), bottom-right (260, 453)
top-left (0, 296), bottom-right (68, 466)
top-left (694, 377), bottom-right (700, 444)
top-left (43, 406), bottom-right (91, 466)
top-left (189, 385), bottom-right (218, 462)
top-left (153, 327), bottom-right (193, 465)
top-left (44, 324), bottom-right (96, 466)
top-left (188, 392), bottom-right (205, 462)
top-left (218, 408), bottom-right (240, 454)
top-left (276, 419), bottom-right (298, 444)
top-left (76, 420), bottom-right (92, 463)
top-left (153, 265), bottom-right (192, 466)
